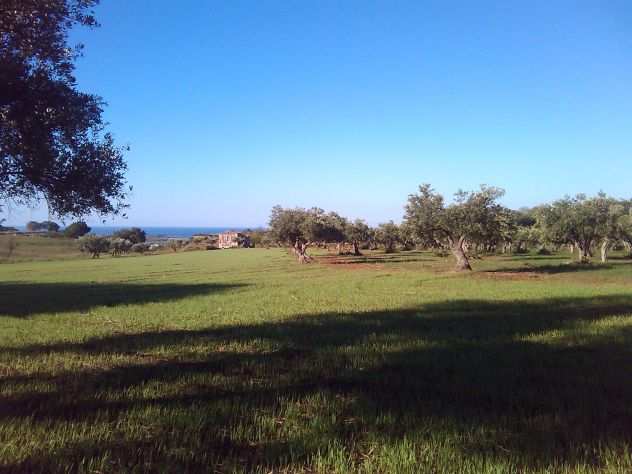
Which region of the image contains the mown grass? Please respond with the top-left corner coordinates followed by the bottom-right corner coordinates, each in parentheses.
top-left (1, 248), bottom-right (631, 473)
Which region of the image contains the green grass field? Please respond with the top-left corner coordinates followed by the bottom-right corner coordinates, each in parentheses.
top-left (0, 235), bottom-right (81, 263)
top-left (1, 248), bottom-right (632, 473)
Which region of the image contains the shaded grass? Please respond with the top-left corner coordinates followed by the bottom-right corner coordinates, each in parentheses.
top-left (0, 282), bottom-right (247, 318)
top-left (1, 249), bottom-right (632, 472)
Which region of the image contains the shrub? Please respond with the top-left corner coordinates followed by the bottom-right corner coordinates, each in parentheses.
top-left (79, 235), bottom-right (110, 258)
top-left (64, 222), bottom-right (91, 239)
top-left (131, 243), bottom-right (150, 254)
top-left (537, 247), bottom-right (552, 255)
top-left (109, 238), bottom-right (133, 256)
top-left (112, 227), bottom-right (146, 244)
top-left (168, 239), bottom-right (184, 252)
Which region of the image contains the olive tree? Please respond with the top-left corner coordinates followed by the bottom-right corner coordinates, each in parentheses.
top-left (113, 227), bottom-right (146, 244)
top-left (1, 0), bottom-right (129, 218)
top-left (618, 204), bottom-right (632, 257)
top-left (269, 206), bottom-right (342, 263)
top-left (63, 221), bottom-right (91, 238)
top-left (345, 219), bottom-right (371, 256)
top-left (536, 193), bottom-right (620, 263)
top-left (404, 184), bottom-right (506, 271)
top-left (375, 221), bottom-right (400, 254)
top-left (78, 234), bottom-right (109, 258)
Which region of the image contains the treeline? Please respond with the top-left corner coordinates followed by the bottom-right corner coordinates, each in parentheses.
top-left (267, 185), bottom-right (632, 271)
top-left (22, 220), bottom-right (91, 238)
top-left (78, 227), bottom-right (148, 258)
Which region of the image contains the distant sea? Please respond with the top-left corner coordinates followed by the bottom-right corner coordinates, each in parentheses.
top-left (10, 226), bottom-right (250, 239)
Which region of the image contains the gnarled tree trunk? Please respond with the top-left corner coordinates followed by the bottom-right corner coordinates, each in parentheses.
top-left (577, 241), bottom-right (590, 263)
top-left (352, 240), bottom-right (362, 256)
top-left (600, 238), bottom-right (610, 263)
top-left (449, 236), bottom-right (471, 271)
top-left (294, 240), bottom-right (312, 264)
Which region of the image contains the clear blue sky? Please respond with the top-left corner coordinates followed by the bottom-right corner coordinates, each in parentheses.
top-left (8, 0), bottom-right (632, 227)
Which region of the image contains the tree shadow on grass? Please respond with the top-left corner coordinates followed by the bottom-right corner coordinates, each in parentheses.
top-left (0, 282), bottom-right (247, 318)
top-left (2, 294), bottom-right (632, 472)
top-left (485, 263), bottom-right (614, 275)
top-left (318, 250), bottom-right (433, 265)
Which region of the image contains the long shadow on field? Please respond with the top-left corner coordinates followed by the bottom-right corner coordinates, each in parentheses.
top-left (0, 282), bottom-right (247, 317)
top-left (2, 294), bottom-right (632, 471)
top-left (318, 250), bottom-right (432, 265)
top-left (486, 263), bottom-right (613, 274)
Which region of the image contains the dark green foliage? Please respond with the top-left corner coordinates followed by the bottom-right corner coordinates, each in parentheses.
top-left (1, 0), bottom-right (129, 217)
top-left (346, 219), bottom-right (371, 255)
top-left (404, 184), bottom-right (507, 270)
top-left (112, 227), bottom-right (146, 244)
top-left (536, 193), bottom-right (628, 262)
top-left (78, 234), bottom-right (109, 258)
top-left (375, 221), bottom-right (401, 253)
top-left (63, 221), bottom-right (91, 238)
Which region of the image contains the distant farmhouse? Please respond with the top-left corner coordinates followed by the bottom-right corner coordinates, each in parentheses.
top-left (217, 231), bottom-right (251, 249)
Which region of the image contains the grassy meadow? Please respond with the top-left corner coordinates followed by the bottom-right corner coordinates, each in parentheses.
top-left (0, 235), bottom-right (82, 263)
top-left (1, 248), bottom-right (632, 473)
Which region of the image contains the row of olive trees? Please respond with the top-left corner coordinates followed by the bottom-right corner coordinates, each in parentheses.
top-left (268, 206), bottom-right (368, 263)
top-left (535, 194), bottom-right (632, 263)
top-left (269, 186), bottom-right (632, 270)
top-left (77, 227), bottom-right (148, 258)
top-left (405, 186), bottom-right (632, 268)
top-left (267, 205), bottom-right (447, 264)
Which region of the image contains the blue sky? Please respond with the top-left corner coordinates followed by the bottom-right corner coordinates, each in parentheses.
top-left (8, 0), bottom-right (632, 227)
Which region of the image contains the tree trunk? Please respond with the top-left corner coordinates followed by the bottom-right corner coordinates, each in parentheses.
top-left (353, 241), bottom-right (362, 256)
top-left (450, 236), bottom-right (472, 271)
top-left (337, 242), bottom-right (344, 255)
top-left (600, 238), bottom-right (610, 263)
top-left (293, 240), bottom-right (311, 264)
top-left (577, 243), bottom-right (590, 263)
top-left (569, 243), bottom-right (574, 255)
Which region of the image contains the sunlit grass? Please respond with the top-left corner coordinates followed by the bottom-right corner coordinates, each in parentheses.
top-left (1, 248), bottom-right (631, 472)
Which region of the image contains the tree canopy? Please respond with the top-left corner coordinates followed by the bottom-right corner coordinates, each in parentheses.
top-left (63, 221), bottom-right (91, 238)
top-left (112, 227), bottom-right (146, 244)
top-left (404, 184), bottom-right (506, 270)
top-left (537, 194), bottom-right (630, 263)
top-left (1, 0), bottom-right (129, 217)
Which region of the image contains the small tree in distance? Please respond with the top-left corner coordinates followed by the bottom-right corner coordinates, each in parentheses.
top-left (375, 221), bottom-right (400, 254)
top-left (113, 227), bottom-right (146, 244)
top-left (536, 193), bottom-right (620, 263)
top-left (79, 235), bottom-right (110, 258)
top-left (346, 219), bottom-right (371, 256)
top-left (64, 222), bottom-right (91, 239)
